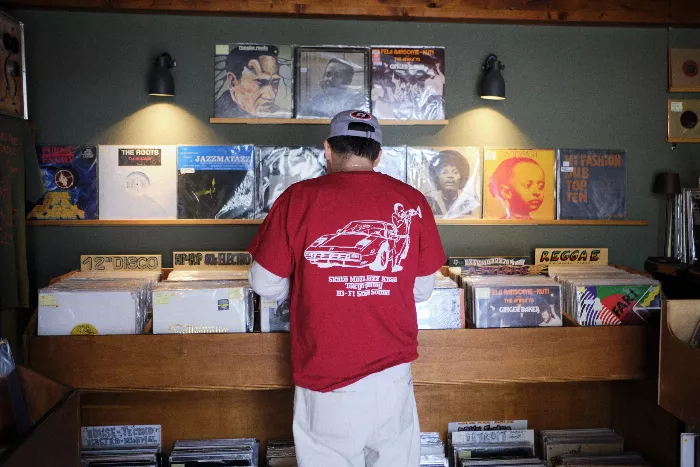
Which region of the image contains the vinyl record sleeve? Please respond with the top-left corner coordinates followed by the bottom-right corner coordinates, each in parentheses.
top-left (375, 146), bottom-right (407, 182)
top-left (261, 298), bottom-right (290, 332)
top-left (473, 284), bottom-right (562, 328)
top-left (28, 145), bottom-right (98, 220)
top-left (214, 43), bottom-right (293, 118)
top-left (557, 149), bottom-right (626, 220)
top-left (370, 46), bottom-right (445, 120)
top-left (98, 145), bottom-right (177, 219)
top-left (177, 145), bottom-right (255, 219)
top-left (295, 46), bottom-right (370, 119)
top-left (407, 146), bottom-right (482, 219)
top-left (483, 149), bottom-right (556, 220)
top-left (575, 283), bottom-right (661, 326)
top-left (256, 146), bottom-right (326, 218)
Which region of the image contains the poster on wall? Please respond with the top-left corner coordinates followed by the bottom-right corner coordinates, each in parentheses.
top-left (370, 46), bottom-right (445, 120)
top-left (407, 147), bottom-right (482, 219)
top-left (295, 46), bottom-right (370, 119)
top-left (98, 145), bottom-right (177, 219)
top-left (256, 146), bottom-right (326, 218)
top-left (483, 149), bottom-right (556, 220)
top-left (556, 149), bottom-right (626, 220)
top-left (214, 43), bottom-right (293, 118)
top-left (178, 145), bottom-right (256, 219)
top-left (28, 146), bottom-right (98, 220)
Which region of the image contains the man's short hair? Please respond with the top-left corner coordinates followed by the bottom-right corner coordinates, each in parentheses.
top-left (488, 157), bottom-right (542, 199)
top-left (429, 150), bottom-right (470, 189)
top-left (328, 133), bottom-right (381, 161)
top-left (226, 45), bottom-right (279, 81)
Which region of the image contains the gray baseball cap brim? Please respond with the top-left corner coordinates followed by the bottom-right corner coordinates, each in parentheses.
top-left (328, 110), bottom-right (382, 145)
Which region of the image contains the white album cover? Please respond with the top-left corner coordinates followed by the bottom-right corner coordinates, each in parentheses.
top-left (98, 145), bottom-right (177, 219)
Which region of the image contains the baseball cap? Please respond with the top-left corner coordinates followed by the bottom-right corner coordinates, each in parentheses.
top-left (328, 110), bottom-right (382, 145)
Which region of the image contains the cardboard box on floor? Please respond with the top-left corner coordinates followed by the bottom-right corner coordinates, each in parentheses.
top-left (0, 366), bottom-right (80, 467)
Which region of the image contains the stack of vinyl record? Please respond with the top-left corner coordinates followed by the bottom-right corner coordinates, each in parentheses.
top-left (152, 280), bottom-right (254, 334)
top-left (540, 429), bottom-right (644, 467)
top-left (62, 269), bottom-right (162, 320)
top-left (38, 278), bottom-right (152, 335)
top-left (80, 424), bottom-right (163, 467)
top-left (548, 266), bottom-right (661, 326)
top-left (80, 444), bottom-right (162, 466)
top-left (447, 420), bottom-right (543, 467)
top-left (266, 438), bottom-right (296, 466)
top-left (417, 273), bottom-right (464, 330)
top-left (420, 432), bottom-right (448, 466)
top-left (169, 438), bottom-right (260, 466)
top-left (166, 269), bottom-right (249, 281)
top-left (463, 276), bottom-right (563, 328)
top-left (672, 188), bottom-right (700, 264)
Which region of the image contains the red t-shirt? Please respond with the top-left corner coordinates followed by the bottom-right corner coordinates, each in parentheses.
top-left (248, 171), bottom-right (446, 392)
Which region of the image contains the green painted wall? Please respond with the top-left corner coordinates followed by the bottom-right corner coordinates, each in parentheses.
top-left (12, 9), bottom-right (700, 288)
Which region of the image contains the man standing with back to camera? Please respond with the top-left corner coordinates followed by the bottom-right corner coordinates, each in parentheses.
top-left (248, 110), bottom-right (446, 467)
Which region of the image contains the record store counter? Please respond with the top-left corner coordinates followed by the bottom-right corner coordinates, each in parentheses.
top-left (25, 322), bottom-right (655, 391)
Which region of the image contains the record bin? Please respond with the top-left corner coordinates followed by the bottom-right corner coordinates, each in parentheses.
top-left (0, 367), bottom-right (80, 467)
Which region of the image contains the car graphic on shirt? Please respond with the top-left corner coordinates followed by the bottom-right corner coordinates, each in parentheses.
top-left (304, 204), bottom-right (422, 273)
top-left (304, 220), bottom-right (398, 271)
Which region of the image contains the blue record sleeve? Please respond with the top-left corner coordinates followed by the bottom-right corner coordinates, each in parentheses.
top-left (556, 149), bottom-right (626, 220)
top-left (177, 145), bottom-right (255, 219)
top-left (28, 146), bottom-right (98, 220)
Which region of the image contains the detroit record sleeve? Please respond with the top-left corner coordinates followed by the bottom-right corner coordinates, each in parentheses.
top-left (98, 145), bottom-right (177, 219)
top-left (407, 146), bottom-right (482, 219)
top-left (374, 146), bottom-right (407, 182)
top-left (28, 145), bottom-right (97, 220)
top-left (483, 149), bottom-right (556, 220)
top-left (214, 43), bottom-right (293, 118)
top-left (370, 46), bottom-right (445, 120)
top-left (178, 145), bottom-right (255, 219)
top-left (557, 149), bottom-right (626, 220)
top-left (256, 146), bottom-right (326, 218)
top-left (295, 46), bottom-right (370, 119)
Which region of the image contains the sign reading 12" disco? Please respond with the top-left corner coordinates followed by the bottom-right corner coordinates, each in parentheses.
top-left (534, 248), bottom-right (608, 266)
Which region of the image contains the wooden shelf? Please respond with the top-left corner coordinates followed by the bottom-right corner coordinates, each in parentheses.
top-left (209, 118), bottom-right (449, 125)
top-left (658, 298), bottom-right (700, 427)
top-left (26, 219), bottom-right (648, 227)
top-left (26, 326), bottom-right (654, 391)
top-left (667, 137), bottom-right (700, 143)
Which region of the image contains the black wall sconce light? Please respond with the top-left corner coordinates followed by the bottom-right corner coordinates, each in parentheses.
top-left (480, 54), bottom-right (505, 100)
top-left (148, 53), bottom-right (176, 97)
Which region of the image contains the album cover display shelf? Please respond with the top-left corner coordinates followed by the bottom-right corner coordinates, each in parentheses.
top-left (25, 219), bottom-right (649, 226)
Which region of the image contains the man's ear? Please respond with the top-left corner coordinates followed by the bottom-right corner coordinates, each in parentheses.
top-left (500, 185), bottom-right (512, 200)
top-left (323, 140), bottom-right (332, 164)
top-left (372, 149), bottom-right (382, 169)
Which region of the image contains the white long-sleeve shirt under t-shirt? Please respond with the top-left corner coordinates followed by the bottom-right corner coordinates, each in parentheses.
top-left (249, 261), bottom-right (436, 303)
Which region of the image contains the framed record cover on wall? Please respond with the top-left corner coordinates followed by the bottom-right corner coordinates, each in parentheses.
top-left (295, 46), bottom-right (370, 119)
top-left (407, 147), bottom-right (482, 219)
top-left (483, 149), bottom-right (556, 220)
top-left (214, 43), bottom-right (293, 118)
top-left (371, 46), bottom-right (445, 120)
top-left (669, 49), bottom-right (700, 92)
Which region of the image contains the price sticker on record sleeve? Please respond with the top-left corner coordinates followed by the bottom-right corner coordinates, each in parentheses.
top-left (153, 293), bottom-right (170, 306)
top-left (228, 288), bottom-right (243, 301)
top-left (80, 255), bottom-right (162, 272)
top-left (484, 150), bottom-right (497, 161)
top-left (671, 101), bottom-right (683, 112)
top-left (39, 294), bottom-right (57, 307)
top-left (475, 288), bottom-right (491, 300)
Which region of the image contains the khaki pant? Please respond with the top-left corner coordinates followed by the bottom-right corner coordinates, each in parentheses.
top-left (293, 363), bottom-right (420, 467)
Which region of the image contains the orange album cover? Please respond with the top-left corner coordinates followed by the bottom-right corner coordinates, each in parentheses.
top-left (483, 149), bottom-right (556, 220)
